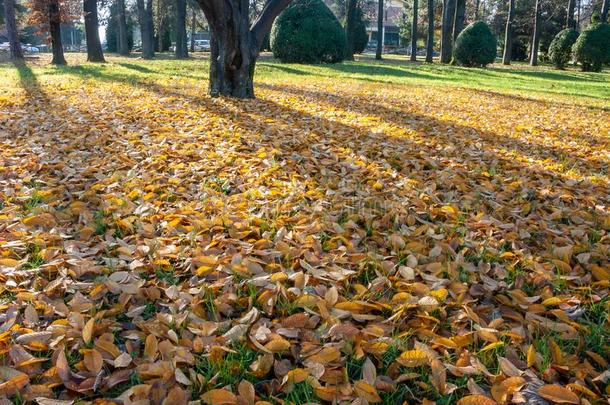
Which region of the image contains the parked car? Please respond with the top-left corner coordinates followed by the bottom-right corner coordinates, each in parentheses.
top-left (194, 39), bottom-right (211, 52)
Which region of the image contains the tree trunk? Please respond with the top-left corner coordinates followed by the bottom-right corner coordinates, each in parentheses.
top-left (426, 0), bottom-right (434, 62)
top-left (137, 0), bottom-right (155, 58)
top-left (4, 0), bottom-right (23, 60)
top-left (452, 0), bottom-right (465, 41)
top-left (502, 0), bottom-right (515, 64)
top-left (49, 0), bottom-right (67, 65)
top-left (190, 6), bottom-right (196, 52)
top-left (376, 0), bottom-right (384, 59)
top-left (197, 0), bottom-right (292, 98)
top-left (345, 0), bottom-right (357, 60)
top-left (176, 0), bottom-right (189, 58)
top-left (530, 0), bottom-right (540, 66)
top-left (474, 0), bottom-right (480, 19)
top-left (440, 0), bottom-right (455, 63)
top-left (566, 0), bottom-right (576, 28)
top-left (117, 0), bottom-right (129, 55)
top-left (601, 0), bottom-right (608, 23)
top-left (84, 0), bottom-right (105, 62)
top-left (411, 0), bottom-right (418, 61)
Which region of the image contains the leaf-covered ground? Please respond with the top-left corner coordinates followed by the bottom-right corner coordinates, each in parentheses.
top-left (0, 55), bottom-right (609, 405)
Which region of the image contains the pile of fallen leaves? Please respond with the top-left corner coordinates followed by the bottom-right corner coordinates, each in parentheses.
top-left (0, 58), bottom-right (608, 405)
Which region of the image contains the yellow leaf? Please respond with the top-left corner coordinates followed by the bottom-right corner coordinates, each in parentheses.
top-left (538, 385), bottom-right (579, 404)
top-left (527, 345), bottom-right (536, 368)
top-left (354, 380), bottom-right (382, 403)
top-left (396, 349), bottom-right (428, 367)
top-left (202, 389), bottom-right (237, 405)
top-left (82, 317), bottom-right (95, 345)
top-left (457, 395), bottom-right (498, 405)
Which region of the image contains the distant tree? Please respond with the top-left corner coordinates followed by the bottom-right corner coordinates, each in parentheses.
top-left (503, 0), bottom-right (515, 64)
top-left (348, 5), bottom-right (368, 54)
top-left (29, 0), bottom-right (69, 64)
top-left (566, 0), bottom-right (576, 28)
top-left (175, 0), bottom-right (188, 58)
top-left (107, 1), bottom-right (134, 52)
top-left (4, 0), bottom-right (23, 60)
top-left (549, 28), bottom-right (578, 68)
top-left (453, 0), bottom-right (466, 41)
top-left (602, 0), bottom-right (608, 22)
top-left (345, 0), bottom-right (357, 59)
top-left (426, 0), bottom-right (434, 62)
top-left (376, 0), bottom-right (383, 59)
top-left (453, 21), bottom-right (497, 66)
top-left (136, 0), bottom-right (154, 58)
top-left (117, 0), bottom-right (129, 55)
top-left (530, 0), bottom-right (541, 65)
top-left (84, 0), bottom-right (105, 62)
top-left (440, 0), bottom-right (455, 62)
top-left (572, 22), bottom-right (610, 71)
top-left (271, 0), bottom-right (346, 63)
top-left (411, 0), bottom-right (418, 61)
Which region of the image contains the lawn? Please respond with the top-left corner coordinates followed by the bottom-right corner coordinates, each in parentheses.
top-left (0, 54), bottom-right (609, 404)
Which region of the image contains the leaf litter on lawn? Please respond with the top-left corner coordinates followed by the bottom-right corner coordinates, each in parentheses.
top-left (0, 60), bottom-right (608, 404)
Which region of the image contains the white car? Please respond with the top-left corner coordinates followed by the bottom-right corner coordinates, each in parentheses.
top-left (194, 39), bottom-right (211, 52)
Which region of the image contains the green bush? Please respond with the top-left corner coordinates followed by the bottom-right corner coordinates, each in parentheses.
top-left (549, 29), bottom-right (579, 69)
top-left (453, 21), bottom-right (497, 67)
top-left (271, 0), bottom-right (346, 63)
top-left (511, 36), bottom-right (529, 61)
top-left (572, 23), bottom-right (610, 72)
top-left (353, 6), bottom-right (369, 54)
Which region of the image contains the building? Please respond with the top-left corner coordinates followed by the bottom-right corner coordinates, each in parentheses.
top-left (367, 0), bottom-right (404, 48)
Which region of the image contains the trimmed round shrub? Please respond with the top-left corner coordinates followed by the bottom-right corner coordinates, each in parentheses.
top-left (453, 21), bottom-right (497, 67)
top-left (549, 29), bottom-right (579, 69)
top-left (511, 36), bottom-right (529, 61)
top-left (572, 23), bottom-right (610, 72)
top-left (353, 6), bottom-right (369, 54)
top-left (271, 0), bottom-right (346, 63)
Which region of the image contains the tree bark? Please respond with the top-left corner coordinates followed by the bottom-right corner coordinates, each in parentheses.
top-left (440, 0), bottom-right (455, 63)
top-left (345, 0), bottom-right (357, 60)
top-left (190, 6), bottom-right (196, 52)
top-left (197, 0), bottom-right (292, 98)
top-left (502, 0), bottom-right (515, 64)
top-left (566, 0), bottom-right (576, 28)
top-left (601, 0), bottom-right (608, 23)
top-left (426, 0), bottom-right (434, 62)
top-left (176, 0), bottom-right (189, 58)
top-left (137, 0), bottom-right (155, 58)
top-left (84, 0), bottom-right (105, 62)
top-left (530, 0), bottom-right (541, 66)
top-left (411, 0), bottom-right (418, 61)
top-left (4, 0), bottom-right (23, 60)
top-left (117, 0), bottom-right (129, 55)
top-left (474, 0), bottom-right (480, 19)
top-left (452, 0), bottom-right (465, 41)
top-left (49, 0), bottom-right (67, 65)
top-left (376, 0), bottom-right (383, 59)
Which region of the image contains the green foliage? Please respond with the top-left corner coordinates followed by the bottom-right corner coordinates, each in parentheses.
top-left (511, 36), bottom-right (529, 61)
top-left (353, 6), bottom-right (369, 54)
top-left (271, 0), bottom-right (347, 63)
top-left (453, 21), bottom-right (497, 67)
top-left (106, 3), bottom-right (135, 53)
top-left (549, 29), bottom-right (579, 69)
top-left (572, 23), bottom-right (610, 72)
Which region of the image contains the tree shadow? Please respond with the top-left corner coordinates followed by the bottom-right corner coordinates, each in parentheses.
top-left (257, 82), bottom-right (610, 181)
top-left (117, 62), bottom-right (154, 73)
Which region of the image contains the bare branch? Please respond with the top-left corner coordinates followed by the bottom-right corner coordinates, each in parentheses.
top-left (250, 0), bottom-right (293, 49)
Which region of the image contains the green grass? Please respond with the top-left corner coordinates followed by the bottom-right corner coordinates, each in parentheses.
top-left (1, 53), bottom-right (608, 108)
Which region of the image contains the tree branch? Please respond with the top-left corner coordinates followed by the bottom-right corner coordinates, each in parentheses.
top-left (250, 0), bottom-right (293, 49)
